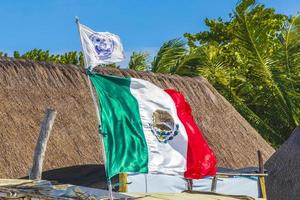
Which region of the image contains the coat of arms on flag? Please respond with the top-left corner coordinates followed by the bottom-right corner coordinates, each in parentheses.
top-left (77, 22), bottom-right (125, 70)
top-left (149, 110), bottom-right (180, 143)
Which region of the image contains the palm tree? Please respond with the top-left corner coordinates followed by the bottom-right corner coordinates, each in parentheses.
top-left (127, 0), bottom-right (300, 146)
top-left (128, 52), bottom-right (150, 71)
top-left (151, 39), bottom-right (186, 73)
top-left (192, 43), bottom-right (285, 145)
top-left (229, 0), bottom-right (299, 142)
top-left (273, 14), bottom-right (300, 125)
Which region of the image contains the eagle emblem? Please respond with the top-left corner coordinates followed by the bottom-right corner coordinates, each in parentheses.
top-left (149, 110), bottom-right (180, 143)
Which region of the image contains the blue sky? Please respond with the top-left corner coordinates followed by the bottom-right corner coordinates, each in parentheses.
top-left (0, 0), bottom-right (299, 67)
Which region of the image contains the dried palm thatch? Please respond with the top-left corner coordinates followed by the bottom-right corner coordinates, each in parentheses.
top-left (0, 58), bottom-right (274, 179)
top-left (265, 126), bottom-right (300, 200)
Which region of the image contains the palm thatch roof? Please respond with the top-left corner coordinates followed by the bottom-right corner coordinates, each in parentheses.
top-left (265, 126), bottom-right (300, 200)
top-left (0, 58), bottom-right (274, 178)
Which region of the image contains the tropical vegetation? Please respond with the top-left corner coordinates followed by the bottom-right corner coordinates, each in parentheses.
top-left (130, 0), bottom-right (300, 147)
top-left (0, 0), bottom-right (299, 147)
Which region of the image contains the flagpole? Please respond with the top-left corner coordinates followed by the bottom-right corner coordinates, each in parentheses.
top-left (75, 16), bottom-right (114, 200)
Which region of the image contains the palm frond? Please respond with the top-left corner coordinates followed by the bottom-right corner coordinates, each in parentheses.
top-left (273, 14), bottom-right (300, 125)
top-left (230, 1), bottom-right (296, 139)
top-left (172, 48), bottom-right (203, 76)
top-left (151, 39), bottom-right (186, 73)
top-left (196, 45), bottom-right (231, 86)
top-left (128, 52), bottom-right (150, 71)
top-left (194, 43), bottom-right (284, 145)
top-left (218, 84), bottom-right (285, 146)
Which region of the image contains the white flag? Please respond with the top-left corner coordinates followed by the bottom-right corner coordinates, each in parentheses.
top-left (78, 23), bottom-right (125, 70)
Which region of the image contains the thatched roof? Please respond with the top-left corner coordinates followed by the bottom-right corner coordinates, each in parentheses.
top-left (265, 126), bottom-right (300, 200)
top-left (0, 58), bottom-right (274, 178)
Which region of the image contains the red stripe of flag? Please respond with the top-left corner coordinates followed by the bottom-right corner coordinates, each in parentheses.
top-left (165, 89), bottom-right (217, 179)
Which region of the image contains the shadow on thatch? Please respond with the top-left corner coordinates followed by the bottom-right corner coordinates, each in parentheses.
top-left (265, 126), bottom-right (300, 200)
top-left (0, 58), bottom-right (274, 179)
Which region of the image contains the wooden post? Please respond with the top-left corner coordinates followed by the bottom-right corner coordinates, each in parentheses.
top-left (29, 108), bottom-right (57, 180)
top-left (257, 150), bottom-right (267, 199)
top-left (119, 173), bottom-right (128, 192)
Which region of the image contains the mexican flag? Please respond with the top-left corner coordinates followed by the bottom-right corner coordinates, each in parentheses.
top-left (90, 73), bottom-right (216, 179)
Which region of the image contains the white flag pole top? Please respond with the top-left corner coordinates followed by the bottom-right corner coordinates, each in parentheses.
top-left (76, 18), bottom-right (125, 71)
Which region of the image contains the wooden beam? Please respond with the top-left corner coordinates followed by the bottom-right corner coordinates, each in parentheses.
top-left (119, 173), bottom-right (128, 192)
top-left (216, 172), bottom-right (268, 177)
top-left (29, 108), bottom-right (57, 180)
top-left (257, 150), bottom-right (268, 200)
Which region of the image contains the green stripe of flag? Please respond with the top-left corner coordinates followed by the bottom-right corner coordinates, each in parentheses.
top-left (90, 74), bottom-right (148, 178)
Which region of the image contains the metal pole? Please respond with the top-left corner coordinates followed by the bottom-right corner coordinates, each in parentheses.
top-left (211, 176), bottom-right (217, 193)
top-left (187, 179), bottom-right (193, 192)
top-left (75, 17), bottom-right (114, 200)
top-left (144, 174), bottom-right (148, 193)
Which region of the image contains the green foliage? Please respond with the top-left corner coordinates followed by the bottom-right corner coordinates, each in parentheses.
top-left (127, 39), bottom-right (200, 76)
top-left (127, 0), bottom-right (299, 147)
top-left (274, 15), bottom-right (300, 125)
top-left (128, 52), bottom-right (150, 71)
top-left (0, 52), bottom-right (8, 57)
top-left (183, 0), bottom-right (299, 146)
top-left (184, 17), bottom-right (232, 47)
top-left (151, 39), bottom-right (187, 73)
top-left (12, 49), bottom-right (83, 66)
top-left (3, 49), bottom-right (120, 69)
top-left (231, 1), bottom-right (298, 144)
top-left (102, 63), bottom-right (120, 68)
top-left (1, 49), bottom-right (84, 67)
top-left (13, 51), bottom-right (21, 58)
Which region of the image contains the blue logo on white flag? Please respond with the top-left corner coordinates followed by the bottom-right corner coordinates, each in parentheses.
top-left (89, 33), bottom-right (115, 60)
top-left (79, 23), bottom-right (124, 68)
